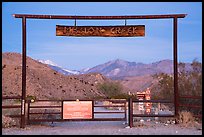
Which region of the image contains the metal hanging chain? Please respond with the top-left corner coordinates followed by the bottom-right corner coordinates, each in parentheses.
top-left (74, 18), bottom-right (77, 26)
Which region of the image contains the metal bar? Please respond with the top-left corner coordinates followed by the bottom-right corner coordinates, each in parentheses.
top-left (94, 111), bottom-right (125, 114)
top-left (173, 17), bottom-right (179, 120)
top-left (93, 118), bottom-right (126, 121)
top-left (29, 106), bottom-right (62, 108)
top-left (109, 100), bottom-right (127, 103)
top-left (20, 17), bottom-right (26, 128)
top-left (33, 99), bottom-right (92, 102)
top-left (28, 118), bottom-right (126, 122)
top-left (2, 96), bottom-right (22, 99)
top-left (179, 95), bottom-right (202, 99)
top-left (128, 98), bottom-right (133, 128)
top-left (29, 112), bottom-right (61, 115)
top-left (178, 104), bottom-right (202, 108)
top-left (13, 14), bottom-right (187, 20)
top-left (132, 100), bottom-right (173, 103)
top-left (94, 105), bottom-right (125, 107)
top-left (133, 114), bottom-right (175, 117)
top-left (94, 99), bottom-right (127, 102)
top-left (2, 105), bottom-right (22, 109)
top-left (31, 100), bottom-right (62, 102)
top-left (28, 119), bottom-right (62, 122)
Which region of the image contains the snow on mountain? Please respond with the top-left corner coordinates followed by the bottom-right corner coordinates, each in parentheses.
top-left (38, 59), bottom-right (58, 66)
top-left (80, 67), bottom-right (90, 74)
top-left (37, 59), bottom-right (80, 75)
top-left (62, 68), bottom-right (80, 75)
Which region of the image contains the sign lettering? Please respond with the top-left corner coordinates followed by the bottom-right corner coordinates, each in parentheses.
top-left (56, 25), bottom-right (145, 37)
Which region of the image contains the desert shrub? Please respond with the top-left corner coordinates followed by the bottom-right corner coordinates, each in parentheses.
top-left (152, 59), bottom-right (202, 119)
top-left (2, 115), bottom-right (17, 128)
top-left (26, 95), bottom-right (36, 101)
top-left (177, 111), bottom-right (195, 127)
top-left (97, 81), bottom-right (129, 99)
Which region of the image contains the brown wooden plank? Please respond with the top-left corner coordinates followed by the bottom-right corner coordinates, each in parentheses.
top-left (2, 105), bottom-right (21, 109)
top-left (13, 14), bottom-right (187, 19)
top-left (2, 96), bottom-right (21, 99)
top-left (179, 95), bottom-right (202, 99)
top-left (133, 114), bottom-right (174, 117)
top-left (178, 104), bottom-right (202, 108)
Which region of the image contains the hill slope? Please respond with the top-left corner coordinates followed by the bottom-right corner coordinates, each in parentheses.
top-left (2, 52), bottom-right (108, 100)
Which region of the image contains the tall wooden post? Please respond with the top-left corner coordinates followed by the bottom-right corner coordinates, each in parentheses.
top-left (173, 17), bottom-right (179, 119)
top-left (21, 17), bottom-right (26, 128)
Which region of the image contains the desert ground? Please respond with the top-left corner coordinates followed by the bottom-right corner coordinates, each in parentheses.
top-left (2, 105), bottom-right (202, 135)
top-left (2, 120), bottom-right (202, 135)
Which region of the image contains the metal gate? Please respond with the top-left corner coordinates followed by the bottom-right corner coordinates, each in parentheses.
top-left (27, 99), bottom-right (127, 124)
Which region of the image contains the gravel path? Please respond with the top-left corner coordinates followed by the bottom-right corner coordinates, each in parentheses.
top-left (2, 120), bottom-right (202, 135)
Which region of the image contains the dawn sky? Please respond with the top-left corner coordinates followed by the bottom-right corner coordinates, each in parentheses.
top-left (2, 2), bottom-right (202, 70)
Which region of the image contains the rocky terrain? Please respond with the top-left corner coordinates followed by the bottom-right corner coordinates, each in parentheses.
top-left (41, 58), bottom-right (194, 94)
top-left (2, 52), bottom-right (112, 100)
top-left (2, 52), bottom-right (195, 99)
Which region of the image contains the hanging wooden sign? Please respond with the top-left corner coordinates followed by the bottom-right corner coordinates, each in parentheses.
top-left (56, 25), bottom-right (145, 37)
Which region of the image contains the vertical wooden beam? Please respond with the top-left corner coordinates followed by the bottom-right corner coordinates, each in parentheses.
top-left (173, 17), bottom-right (179, 120)
top-left (27, 100), bottom-right (30, 125)
top-left (21, 17), bottom-right (26, 128)
top-left (128, 98), bottom-right (133, 128)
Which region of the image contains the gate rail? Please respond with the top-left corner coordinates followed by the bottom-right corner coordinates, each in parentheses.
top-left (2, 96), bottom-right (22, 119)
top-left (128, 98), bottom-right (174, 128)
top-left (27, 99), bottom-right (127, 124)
top-left (178, 95), bottom-right (202, 118)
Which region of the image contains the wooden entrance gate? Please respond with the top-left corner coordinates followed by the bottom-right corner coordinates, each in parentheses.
top-left (3, 14), bottom-right (188, 128)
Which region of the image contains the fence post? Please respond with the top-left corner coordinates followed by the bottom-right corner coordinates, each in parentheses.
top-left (128, 97), bottom-right (133, 128)
top-left (27, 100), bottom-right (30, 125)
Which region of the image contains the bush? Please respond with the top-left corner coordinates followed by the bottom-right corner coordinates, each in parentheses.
top-left (97, 81), bottom-right (129, 99)
top-left (177, 111), bottom-right (195, 127)
top-left (2, 115), bottom-right (17, 128)
top-left (151, 60), bottom-right (202, 118)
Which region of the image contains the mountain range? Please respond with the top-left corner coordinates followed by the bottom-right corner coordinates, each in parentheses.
top-left (2, 52), bottom-right (196, 99)
top-left (39, 58), bottom-right (193, 80)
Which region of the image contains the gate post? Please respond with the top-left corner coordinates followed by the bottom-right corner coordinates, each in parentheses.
top-left (21, 16), bottom-right (27, 128)
top-left (173, 17), bottom-right (179, 122)
top-left (128, 97), bottom-right (133, 128)
top-left (27, 100), bottom-right (30, 125)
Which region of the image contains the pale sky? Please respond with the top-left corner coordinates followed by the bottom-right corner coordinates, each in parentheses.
top-left (2, 2), bottom-right (202, 70)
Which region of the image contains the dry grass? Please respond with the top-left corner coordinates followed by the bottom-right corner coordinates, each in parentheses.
top-left (177, 111), bottom-right (196, 127)
top-left (2, 115), bottom-right (18, 128)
